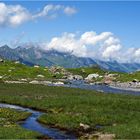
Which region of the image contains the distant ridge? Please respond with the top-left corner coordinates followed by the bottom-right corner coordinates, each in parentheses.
top-left (1, 45), bottom-right (140, 72)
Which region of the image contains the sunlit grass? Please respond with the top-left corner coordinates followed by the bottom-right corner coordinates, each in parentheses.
top-left (0, 83), bottom-right (140, 138)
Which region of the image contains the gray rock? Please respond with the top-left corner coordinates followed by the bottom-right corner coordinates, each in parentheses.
top-left (0, 58), bottom-right (4, 63)
top-left (53, 81), bottom-right (64, 85)
top-left (29, 80), bottom-right (40, 84)
top-left (34, 65), bottom-right (40, 68)
top-left (37, 75), bottom-right (45, 78)
top-left (79, 123), bottom-right (90, 131)
top-left (85, 74), bottom-right (99, 80)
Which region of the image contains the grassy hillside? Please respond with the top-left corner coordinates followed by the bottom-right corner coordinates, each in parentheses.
top-left (0, 60), bottom-right (113, 82)
top-left (0, 83), bottom-right (140, 139)
top-left (1, 59), bottom-right (139, 83)
top-left (0, 60), bottom-right (62, 81)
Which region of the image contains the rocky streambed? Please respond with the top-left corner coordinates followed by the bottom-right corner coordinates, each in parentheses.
top-left (4, 79), bottom-right (140, 95)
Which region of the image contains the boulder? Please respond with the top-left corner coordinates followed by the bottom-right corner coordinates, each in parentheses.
top-left (0, 76), bottom-right (3, 79)
top-left (79, 123), bottom-right (90, 131)
top-left (53, 81), bottom-right (64, 85)
top-left (29, 80), bottom-right (40, 84)
top-left (34, 65), bottom-right (40, 68)
top-left (14, 61), bottom-right (20, 64)
top-left (85, 74), bottom-right (99, 80)
top-left (0, 58), bottom-right (4, 63)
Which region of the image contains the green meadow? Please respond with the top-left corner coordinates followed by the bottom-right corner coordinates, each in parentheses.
top-left (0, 107), bottom-right (41, 139)
top-left (0, 83), bottom-right (140, 139)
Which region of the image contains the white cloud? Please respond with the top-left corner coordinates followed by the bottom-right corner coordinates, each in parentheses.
top-left (33, 5), bottom-right (77, 19)
top-left (134, 48), bottom-right (140, 57)
top-left (33, 4), bottom-right (63, 19)
top-left (0, 3), bottom-right (77, 27)
top-left (41, 31), bottom-right (122, 60)
top-left (64, 7), bottom-right (77, 15)
top-left (40, 31), bottom-right (140, 63)
top-left (42, 32), bottom-right (87, 57)
top-left (101, 44), bottom-right (122, 59)
top-left (104, 36), bottom-right (120, 46)
top-left (80, 31), bottom-right (113, 45)
top-left (0, 3), bottom-right (31, 26)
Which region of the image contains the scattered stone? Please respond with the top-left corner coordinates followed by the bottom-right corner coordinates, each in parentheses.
top-left (37, 74), bottom-right (45, 78)
top-left (53, 81), bottom-right (64, 85)
top-left (29, 80), bottom-right (40, 84)
top-left (79, 123), bottom-right (90, 131)
top-left (103, 74), bottom-right (116, 84)
top-left (98, 133), bottom-right (115, 140)
top-left (49, 66), bottom-right (71, 76)
top-left (66, 75), bottom-right (83, 80)
top-left (34, 65), bottom-right (40, 68)
top-left (5, 81), bottom-right (26, 84)
top-left (110, 81), bottom-right (140, 89)
top-left (0, 58), bottom-right (4, 63)
top-left (29, 80), bottom-right (53, 85)
top-left (14, 61), bottom-right (20, 64)
top-left (20, 78), bottom-right (28, 82)
top-left (85, 74), bottom-right (99, 81)
top-left (81, 133), bottom-right (115, 140)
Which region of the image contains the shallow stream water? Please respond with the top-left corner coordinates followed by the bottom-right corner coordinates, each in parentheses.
top-left (0, 103), bottom-right (76, 139)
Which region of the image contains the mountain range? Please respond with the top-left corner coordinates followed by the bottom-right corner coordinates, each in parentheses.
top-left (0, 45), bottom-right (140, 73)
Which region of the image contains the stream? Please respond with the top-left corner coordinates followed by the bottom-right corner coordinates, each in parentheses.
top-left (49, 80), bottom-right (140, 95)
top-left (0, 103), bottom-right (76, 139)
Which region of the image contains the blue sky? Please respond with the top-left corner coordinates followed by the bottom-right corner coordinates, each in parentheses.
top-left (0, 1), bottom-right (140, 62)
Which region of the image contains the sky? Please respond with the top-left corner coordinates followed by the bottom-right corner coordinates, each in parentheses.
top-left (0, 1), bottom-right (140, 63)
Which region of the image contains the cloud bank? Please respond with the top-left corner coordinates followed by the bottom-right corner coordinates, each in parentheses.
top-left (40, 31), bottom-right (140, 63)
top-left (41, 31), bottom-right (121, 59)
top-left (0, 2), bottom-right (77, 27)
